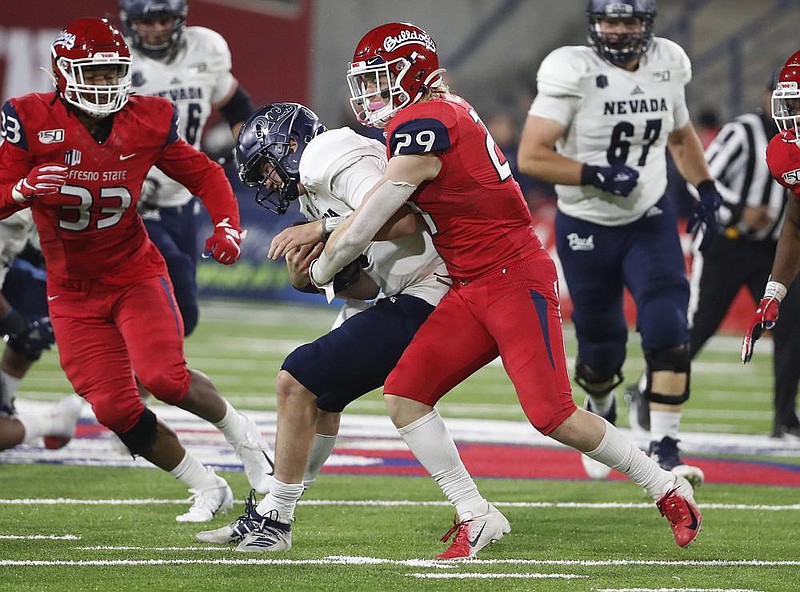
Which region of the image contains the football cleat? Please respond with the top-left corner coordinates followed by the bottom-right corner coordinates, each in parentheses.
top-left (580, 395), bottom-right (617, 480)
top-left (656, 475), bottom-right (702, 548)
top-left (649, 436), bottom-right (704, 489)
top-left (176, 469), bottom-right (234, 523)
top-left (234, 510), bottom-right (293, 553)
top-left (235, 414), bottom-right (275, 495)
top-left (435, 504), bottom-right (511, 560)
top-left (196, 490), bottom-right (266, 544)
top-left (624, 383), bottom-right (651, 432)
top-left (42, 395), bottom-right (83, 450)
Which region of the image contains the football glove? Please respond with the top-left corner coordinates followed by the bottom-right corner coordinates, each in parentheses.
top-left (581, 163), bottom-right (639, 197)
top-left (11, 163), bottom-right (69, 203)
top-left (686, 179), bottom-right (723, 253)
top-left (332, 255), bottom-right (369, 293)
top-left (203, 217), bottom-right (246, 265)
top-left (741, 281), bottom-right (786, 363)
top-left (5, 316), bottom-right (55, 362)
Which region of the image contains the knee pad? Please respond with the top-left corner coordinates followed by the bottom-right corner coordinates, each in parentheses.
top-left (574, 361), bottom-right (623, 397)
top-left (117, 407), bottom-right (158, 456)
top-left (643, 345), bottom-right (690, 405)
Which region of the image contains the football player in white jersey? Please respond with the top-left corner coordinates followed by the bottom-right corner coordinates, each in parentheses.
top-left (0, 210), bottom-right (82, 452)
top-left (119, 0), bottom-right (254, 336)
top-left (518, 0), bottom-right (719, 486)
top-left (197, 102), bottom-right (508, 559)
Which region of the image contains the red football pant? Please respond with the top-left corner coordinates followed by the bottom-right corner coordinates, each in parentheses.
top-left (49, 275), bottom-right (189, 433)
top-left (385, 251), bottom-right (576, 435)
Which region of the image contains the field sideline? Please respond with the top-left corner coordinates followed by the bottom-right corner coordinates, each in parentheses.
top-left (2, 299), bottom-right (799, 591)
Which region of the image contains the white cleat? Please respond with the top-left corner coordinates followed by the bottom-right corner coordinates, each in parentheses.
top-left (435, 504), bottom-right (511, 560)
top-left (42, 395), bottom-right (83, 450)
top-left (235, 414), bottom-right (274, 495)
top-left (234, 508), bottom-right (292, 553)
top-left (176, 469), bottom-right (234, 523)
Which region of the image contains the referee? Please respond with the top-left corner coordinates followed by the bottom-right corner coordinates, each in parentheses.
top-left (688, 76), bottom-right (800, 439)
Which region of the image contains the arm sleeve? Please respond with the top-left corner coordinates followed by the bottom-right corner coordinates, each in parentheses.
top-left (314, 179), bottom-right (416, 283)
top-left (329, 155), bottom-right (386, 210)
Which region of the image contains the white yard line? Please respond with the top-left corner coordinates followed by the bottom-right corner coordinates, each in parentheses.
top-left (0, 555), bottom-right (798, 569)
top-left (0, 498), bottom-right (798, 511)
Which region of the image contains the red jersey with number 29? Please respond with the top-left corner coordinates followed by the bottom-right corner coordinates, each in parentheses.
top-left (384, 94), bottom-right (542, 279)
top-left (0, 93), bottom-right (238, 284)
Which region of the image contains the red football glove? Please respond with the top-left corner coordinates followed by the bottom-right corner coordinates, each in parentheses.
top-left (203, 217), bottom-right (245, 265)
top-left (741, 297), bottom-right (780, 363)
top-left (11, 163), bottom-right (69, 203)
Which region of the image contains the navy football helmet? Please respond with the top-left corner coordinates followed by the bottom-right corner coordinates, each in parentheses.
top-left (236, 103), bottom-right (327, 214)
top-left (119, 0), bottom-right (187, 59)
top-left (587, 0), bottom-right (657, 65)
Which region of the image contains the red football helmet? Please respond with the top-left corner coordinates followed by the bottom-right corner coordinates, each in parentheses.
top-left (772, 50), bottom-right (800, 142)
top-left (346, 22), bottom-right (445, 128)
top-left (51, 18), bottom-right (132, 118)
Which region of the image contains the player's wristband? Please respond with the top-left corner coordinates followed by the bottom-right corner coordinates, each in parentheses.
top-left (580, 164), bottom-right (600, 187)
top-left (322, 216), bottom-right (345, 236)
top-left (764, 279), bottom-right (787, 303)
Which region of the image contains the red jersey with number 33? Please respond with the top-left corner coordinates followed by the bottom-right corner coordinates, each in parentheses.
top-left (384, 94), bottom-right (542, 279)
top-left (0, 93), bottom-right (237, 284)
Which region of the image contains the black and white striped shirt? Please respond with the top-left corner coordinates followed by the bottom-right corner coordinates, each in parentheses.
top-left (704, 111), bottom-right (787, 242)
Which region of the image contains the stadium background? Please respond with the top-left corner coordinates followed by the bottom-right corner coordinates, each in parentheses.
top-left (1, 0), bottom-right (798, 329)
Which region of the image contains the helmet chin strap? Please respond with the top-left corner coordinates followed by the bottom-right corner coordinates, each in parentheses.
top-left (416, 68), bottom-right (447, 100)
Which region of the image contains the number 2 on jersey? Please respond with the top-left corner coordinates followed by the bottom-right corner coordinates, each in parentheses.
top-left (468, 108), bottom-right (512, 182)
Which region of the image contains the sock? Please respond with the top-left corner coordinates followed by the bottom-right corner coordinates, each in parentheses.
top-left (17, 413), bottom-right (43, 443)
top-left (2, 371), bottom-right (20, 404)
top-left (256, 478), bottom-right (304, 523)
top-left (650, 409), bottom-right (681, 442)
top-left (397, 409), bottom-right (487, 520)
top-left (303, 433), bottom-right (337, 488)
top-left (585, 419), bottom-right (676, 500)
top-left (588, 393), bottom-right (614, 416)
top-left (169, 452), bottom-right (215, 489)
top-left (213, 401), bottom-right (247, 445)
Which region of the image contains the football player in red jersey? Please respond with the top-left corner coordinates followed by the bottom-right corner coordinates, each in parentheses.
top-left (228, 22), bottom-right (701, 555)
top-left (0, 17), bottom-right (274, 522)
top-left (743, 50), bottom-right (800, 367)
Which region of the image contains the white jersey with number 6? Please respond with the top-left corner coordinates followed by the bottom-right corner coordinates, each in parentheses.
top-left (529, 37), bottom-right (692, 226)
top-left (129, 26), bottom-right (236, 207)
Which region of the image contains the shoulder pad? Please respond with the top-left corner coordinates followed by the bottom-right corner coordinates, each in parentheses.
top-left (1, 100), bottom-right (29, 150)
top-left (300, 127), bottom-right (385, 191)
top-left (767, 133), bottom-right (800, 191)
top-left (185, 27), bottom-right (232, 73)
top-left (648, 37), bottom-right (692, 85)
top-left (387, 100), bottom-right (458, 156)
top-left (536, 46), bottom-right (593, 98)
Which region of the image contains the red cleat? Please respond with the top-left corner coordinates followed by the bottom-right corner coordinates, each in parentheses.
top-left (435, 504), bottom-right (510, 560)
top-left (657, 476), bottom-right (702, 548)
